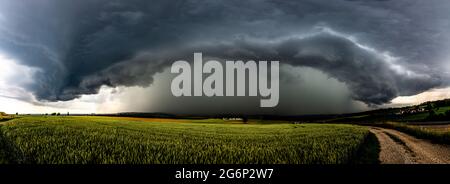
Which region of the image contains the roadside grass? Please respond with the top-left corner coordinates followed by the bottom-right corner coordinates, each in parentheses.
top-left (379, 122), bottom-right (450, 145)
top-left (0, 116), bottom-right (373, 164)
top-left (350, 132), bottom-right (380, 164)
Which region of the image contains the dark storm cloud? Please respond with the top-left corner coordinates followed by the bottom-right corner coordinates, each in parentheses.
top-left (83, 31), bottom-right (441, 106)
top-left (0, 0), bottom-right (449, 107)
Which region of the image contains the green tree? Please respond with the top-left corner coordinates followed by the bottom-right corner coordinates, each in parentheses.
top-left (445, 110), bottom-right (450, 118)
top-left (426, 103), bottom-right (433, 111)
top-left (242, 117), bottom-right (248, 124)
top-left (427, 110), bottom-right (437, 120)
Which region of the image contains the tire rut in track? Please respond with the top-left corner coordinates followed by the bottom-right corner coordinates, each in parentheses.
top-left (369, 127), bottom-right (450, 164)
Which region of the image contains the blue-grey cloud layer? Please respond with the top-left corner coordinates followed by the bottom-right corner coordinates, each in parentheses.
top-left (0, 0), bottom-right (449, 108)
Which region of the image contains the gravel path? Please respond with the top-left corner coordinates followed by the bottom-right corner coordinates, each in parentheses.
top-left (369, 127), bottom-right (450, 164)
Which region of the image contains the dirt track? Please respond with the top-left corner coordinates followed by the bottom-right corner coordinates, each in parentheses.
top-left (369, 127), bottom-right (450, 164)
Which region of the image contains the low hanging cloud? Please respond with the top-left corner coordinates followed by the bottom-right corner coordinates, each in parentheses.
top-left (0, 0), bottom-right (449, 112)
top-left (80, 29), bottom-right (442, 106)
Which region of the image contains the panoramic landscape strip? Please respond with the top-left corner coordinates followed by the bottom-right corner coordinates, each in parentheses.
top-left (1, 99), bottom-right (450, 164)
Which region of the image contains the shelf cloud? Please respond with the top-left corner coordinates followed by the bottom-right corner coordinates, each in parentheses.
top-left (1, 0), bottom-right (449, 113)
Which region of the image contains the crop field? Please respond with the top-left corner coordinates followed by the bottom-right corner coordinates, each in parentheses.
top-left (381, 122), bottom-right (450, 145)
top-left (406, 122), bottom-right (450, 134)
top-left (0, 116), bottom-right (372, 164)
top-left (436, 106), bottom-right (450, 115)
top-left (401, 112), bottom-right (429, 121)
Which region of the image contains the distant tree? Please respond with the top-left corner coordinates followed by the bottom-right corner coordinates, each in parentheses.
top-left (242, 117), bottom-right (248, 124)
top-left (51, 112), bottom-right (56, 116)
top-left (427, 110), bottom-right (437, 120)
top-left (67, 112), bottom-right (69, 116)
top-left (45, 113), bottom-right (48, 116)
top-left (426, 103), bottom-right (433, 111)
top-left (16, 112), bottom-right (18, 116)
top-left (430, 110), bottom-right (436, 116)
top-left (437, 113), bottom-right (445, 120)
top-left (57, 113), bottom-right (61, 116)
top-left (445, 110), bottom-right (450, 118)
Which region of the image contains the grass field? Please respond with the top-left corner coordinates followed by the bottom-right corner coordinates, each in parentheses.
top-left (0, 114), bottom-right (14, 122)
top-left (0, 116), bottom-right (374, 164)
top-left (436, 106), bottom-right (450, 115)
top-left (380, 122), bottom-right (450, 145)
top-left (401, 112), bottom-right (429, 121)
top-left (417, 124), bottom-right (450, 133)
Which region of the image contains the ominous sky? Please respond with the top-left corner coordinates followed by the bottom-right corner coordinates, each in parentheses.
top-left (1, 0), bottom-right (450, 115)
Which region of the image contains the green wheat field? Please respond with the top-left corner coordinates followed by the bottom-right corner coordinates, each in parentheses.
top-left (0, 116), bottom-right (376, 164)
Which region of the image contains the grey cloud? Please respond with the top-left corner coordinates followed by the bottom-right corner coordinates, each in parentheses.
top-left (83, 30), bottom-right (441, 106)
top-left (0, 0), bottom-right (449, 112)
